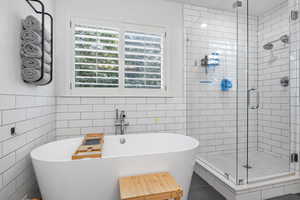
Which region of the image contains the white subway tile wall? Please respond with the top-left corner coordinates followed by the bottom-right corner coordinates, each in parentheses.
top-left (184, 4), bottom-right (259, 156)
top-left (1, 1), bottom-right (300, 200)
top-left (257, 1), bottom-right (291, 159)
top-left (55, 97), bottom-right (186, 140)
top-left (0, 95), bottom-right (55, 200)
top-left (185, 0), bottom-right (300, 183)
top-left (184, 0), bottom-right (298, 164)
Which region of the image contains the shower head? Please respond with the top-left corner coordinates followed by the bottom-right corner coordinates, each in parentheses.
top-left (263, 43), bottom-right (274, 50)
top-left (280, 34), bottom-right (289, 44)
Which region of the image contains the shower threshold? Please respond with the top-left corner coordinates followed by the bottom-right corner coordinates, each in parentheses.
top-left (194, 152), bottom-right (300, 200)
top-left (199, 151), bottom-right (292, 183)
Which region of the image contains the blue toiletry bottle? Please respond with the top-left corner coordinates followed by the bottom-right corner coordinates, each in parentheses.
top-left (221, 79), bottom-right (232, 91)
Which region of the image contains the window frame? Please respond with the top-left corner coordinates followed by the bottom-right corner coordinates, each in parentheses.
top-left (69, 18), bottom-right (169, 97)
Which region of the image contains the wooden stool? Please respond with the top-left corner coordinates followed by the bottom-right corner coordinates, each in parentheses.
top-left (119, 172), bottom-right (183, 200)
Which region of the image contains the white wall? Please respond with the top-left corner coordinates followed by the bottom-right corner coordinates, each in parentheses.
top-left (184, 5), bottom-right (259, 155)
top-left (55, 0), bottom-right (184, 97)
top-left (53, 0), bottom-right (187, 139)
top-left (184, 1), bottom-right (295, 162)
top-left (0, 0), bottom-right (56, 199)
top-left (257, 1), bottom-right (290, 159)
top-left (0, 0), bottom-right (299, 199)
top-left (56, 96), bottom-right (186, 139)
top-left (0, 0), bottom-right (55, 96)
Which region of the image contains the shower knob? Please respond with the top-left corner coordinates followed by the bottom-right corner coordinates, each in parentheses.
top-left (280, 76), bottom-right (289, 87)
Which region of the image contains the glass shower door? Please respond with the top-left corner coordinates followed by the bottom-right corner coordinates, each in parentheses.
top-left (235, 0), bottom-right (249, 184)
top-left (185, 0), bottom-right (297, 186)
top-left (239, 0), bottom-right (296, 184)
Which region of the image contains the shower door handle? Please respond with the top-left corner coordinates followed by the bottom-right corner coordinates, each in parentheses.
top-left (248, 88), bottom-right (260, 110)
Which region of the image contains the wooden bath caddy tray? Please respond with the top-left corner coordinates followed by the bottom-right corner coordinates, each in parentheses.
top-left (72, 133), bottom-right (104, 160)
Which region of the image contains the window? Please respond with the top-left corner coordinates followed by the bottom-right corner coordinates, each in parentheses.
top-left (124, 31), bottom-right (163, 89)
top-left (71, 19), bottom-right (167, 96)
top-left (74, 24), bottom-right (120, 88)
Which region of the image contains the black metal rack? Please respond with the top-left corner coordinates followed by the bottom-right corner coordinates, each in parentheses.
top-left (25, 0), bottom-right (53, 86)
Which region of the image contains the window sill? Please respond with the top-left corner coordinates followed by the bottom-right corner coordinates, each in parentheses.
top-left (66, 87), bottom-right (172, 98)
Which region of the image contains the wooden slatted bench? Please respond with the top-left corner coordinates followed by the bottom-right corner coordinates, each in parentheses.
top-left (119, 172), bottom-right (183, 200)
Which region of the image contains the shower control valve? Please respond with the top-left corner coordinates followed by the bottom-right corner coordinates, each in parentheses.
top-left (280, 76), bottom-right (289, 87)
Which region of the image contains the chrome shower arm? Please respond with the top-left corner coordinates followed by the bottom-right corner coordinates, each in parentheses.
top-left (268, 35), bottom-right (289, 44)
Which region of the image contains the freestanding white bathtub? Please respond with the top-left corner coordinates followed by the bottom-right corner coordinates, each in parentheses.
top-left (31, 133), bottom-right (199, 200)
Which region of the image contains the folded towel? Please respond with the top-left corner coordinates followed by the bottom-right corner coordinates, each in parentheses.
top-left (22, 15), bottom-right (42, 32)
top-left (21, 30), bottom-right (51, 53)
top-left (20, 42), bottom-right (52, 64)
top-left (22, 57), bottom-right (51, 73)
top-left (42, 41), bottom-right (51, 54)
top-left (22, 15), bottom-right (51, 42)
top-left (22, 68), bottom-right (50, 84)
top-left (40, 29), bottom-right (51, 43)
top-left (21, 29), bottom-right (41, 44)
top-left (35, 73), bottom-right (51, 85)
top-left (20, 41), bottom-right (41, 57)
top-left (22, 67), bottom-right (41, 82)
top-left (33, 41), bottom-right (51, 54)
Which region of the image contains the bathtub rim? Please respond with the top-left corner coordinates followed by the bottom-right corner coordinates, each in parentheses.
top-left (31, 133), bottom-right (199, 163)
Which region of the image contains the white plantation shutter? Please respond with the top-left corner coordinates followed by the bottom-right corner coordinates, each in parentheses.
top-left (74, 24), bottom-right (120, 88)
top-left (71, 20), bottom-right (167, 96)
top-left (124, 31), bottom-right (163, 89)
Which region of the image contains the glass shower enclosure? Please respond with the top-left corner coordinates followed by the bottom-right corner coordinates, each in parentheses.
top-left (185, 0), bottom-right (298, 185)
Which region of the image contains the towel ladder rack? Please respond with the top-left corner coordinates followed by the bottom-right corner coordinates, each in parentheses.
top-left (24, 0), bottom-right (53, 86)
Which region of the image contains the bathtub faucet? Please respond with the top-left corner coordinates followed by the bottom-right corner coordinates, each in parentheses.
top-left (115, 109), bottom-right (129, 135)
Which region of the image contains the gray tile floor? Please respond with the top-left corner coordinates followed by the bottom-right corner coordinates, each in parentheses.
top-left (188, 173), bottom-right (300, 200)
top-left (188, 173), bottom-right (225, 200)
